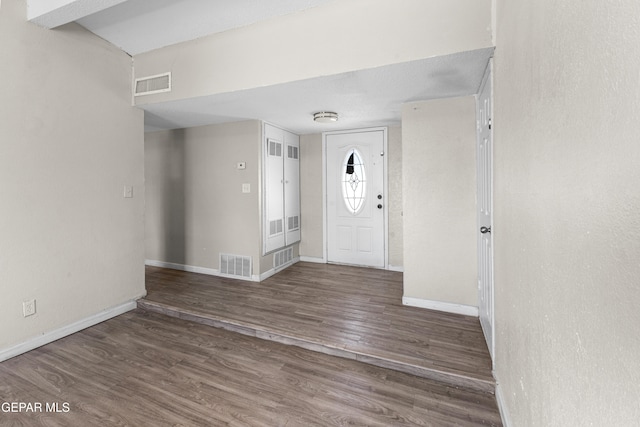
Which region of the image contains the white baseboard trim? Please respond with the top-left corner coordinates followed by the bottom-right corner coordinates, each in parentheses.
top-left (299, 256), bottom-right (326, 264)
top-left (495, 379), bottom-right (513, 427)
top-left (402, 296), bottom-right (479, 317)
top-left (259, 268), bottom-right (277, 281)
top-left (145, 259), bottom-right (218, 276)
top-left (259, 257), bottom-right (300, 281)
top-left (0, 300), bottom-right (138, 363)
top-left (145, 259), bottom-right (260, 282)
top-left (299, 256), bottom-right (402, 273)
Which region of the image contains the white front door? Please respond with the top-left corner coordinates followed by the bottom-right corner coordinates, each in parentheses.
top-left (477, 64), bottom-right (495, 363)
top-left (326, 129), bottom-right (386, 268)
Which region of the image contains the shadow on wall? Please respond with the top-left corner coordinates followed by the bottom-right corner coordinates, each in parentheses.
top-left (160, 128), bottom-right (186, 264)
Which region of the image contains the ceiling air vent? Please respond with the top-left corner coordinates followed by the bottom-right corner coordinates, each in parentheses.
top-left (134, 72), bottom-right (171, 96)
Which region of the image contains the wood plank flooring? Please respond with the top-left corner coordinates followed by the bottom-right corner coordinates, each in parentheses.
top-left (0, 309), bottom-right (502, 426)
top-left (141, 262), bottom-right (495, 394)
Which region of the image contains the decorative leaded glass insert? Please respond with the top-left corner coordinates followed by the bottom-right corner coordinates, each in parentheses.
top-left (342, 149), bottom-right (366, 214)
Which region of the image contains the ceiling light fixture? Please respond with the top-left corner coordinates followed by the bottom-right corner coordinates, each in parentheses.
top-left (313, 111), bottom-right (338, 123)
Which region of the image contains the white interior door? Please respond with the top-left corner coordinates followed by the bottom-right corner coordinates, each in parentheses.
top-left (477, 65), bottom-right (495, 362)
top-left (263, 123), bottom-right (300, 254)
top-left (264, 136), bottom-right (285, 253)
top-left (326, 129), bottom-right (386, 268)
top-left (284, 131), bottom-right (301, 246)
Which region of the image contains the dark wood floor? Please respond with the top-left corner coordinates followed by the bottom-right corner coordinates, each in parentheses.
top-left (1, 309), bottom-right (502, 426)
top-left (141, 262), bottom-right (495, 393)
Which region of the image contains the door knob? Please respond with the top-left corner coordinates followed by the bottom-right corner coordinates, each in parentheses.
top-left (377, 204), bottom-right (383, 209)
top-left (377, 194), bottom-right (382, 200)
top-left (480, 226), bottom-right (491, 234)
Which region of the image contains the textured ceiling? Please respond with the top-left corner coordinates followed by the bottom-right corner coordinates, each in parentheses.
top-left (59, 0), bottom-right (493, 133)
top-left (142, 48), bottom-right (494, 134)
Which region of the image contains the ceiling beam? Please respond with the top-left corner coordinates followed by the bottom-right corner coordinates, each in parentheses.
top-left (27, 0), bottom-right (129, 28)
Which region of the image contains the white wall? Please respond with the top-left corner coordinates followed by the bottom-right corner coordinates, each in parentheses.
top-left (145, 121), bottom-right (264, 275)
top-left (494, 0), bottom-right (640, 425)
top-left (133, 0), bottom-right (492, 106)
top-left (402, 97), bottom-right (477, 308)
top-left (0, 0), bottom-right (145, 352)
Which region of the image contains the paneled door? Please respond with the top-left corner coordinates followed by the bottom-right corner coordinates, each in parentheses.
top-left (326, 129), bottom-right (386, 268)
top-left (477, 64), bottom-right (495, 363)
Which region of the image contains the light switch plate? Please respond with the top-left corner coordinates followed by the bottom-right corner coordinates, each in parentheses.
top-left (242, 183), bottom-right (250, 193)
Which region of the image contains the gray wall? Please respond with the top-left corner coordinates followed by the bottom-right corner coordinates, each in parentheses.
top-left (494, 0), bottom-right (640, 425)
top-left (299, 133), bottom-right (324, 259)
top-left (0, 0), bottom-right (145, 350)
top-left (145, 121), bottom-right (264, 275)
top-left (402, 97), bottom-right (477, 307)
top-left (387, 126), bottom-right (404, 269)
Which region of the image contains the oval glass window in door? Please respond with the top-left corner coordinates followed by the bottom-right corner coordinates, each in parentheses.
top-left (341, 149), bottom-right (366, 214)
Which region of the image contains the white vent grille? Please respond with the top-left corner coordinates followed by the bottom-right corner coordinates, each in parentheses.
top-left (268, 139), bottom-right (282, 157)
top-left (134, 72), bottom-right (171, 96)
top-left (287, 145), bottom-right (299, 159)
top-left (269, 219), bottom-right (283, 236)
top-left (274, 247), bottom-right (293, 269)
top-left (219, 253), bottom-right (252, 279)
top-left (287, 215), bottom-right (300, 231)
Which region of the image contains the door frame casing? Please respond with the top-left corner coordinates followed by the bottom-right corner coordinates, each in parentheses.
top-left (476, 61), bottom-right (495, 367)
top-left (322, 127), bottom-right (389, 269)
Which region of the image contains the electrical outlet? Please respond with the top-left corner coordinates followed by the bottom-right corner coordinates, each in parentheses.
top-left (123, 185), bottom-right (133, 198)
top-left (23, 299), bottom-right (36, 317)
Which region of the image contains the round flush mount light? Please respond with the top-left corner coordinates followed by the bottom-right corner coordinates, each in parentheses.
top-left (313, 111), bottom-right (339, 123)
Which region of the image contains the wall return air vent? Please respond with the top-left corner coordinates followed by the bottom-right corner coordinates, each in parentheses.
top-left (273, 247), bottom-right (294, 270)
top-left (219, 253), bottom-right (252, 280)
top-left (134, 72), bottom-right (171, 96)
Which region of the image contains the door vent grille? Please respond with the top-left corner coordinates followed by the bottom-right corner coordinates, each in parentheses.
top-left (287, 215), bottom-right (300, 231)
top-left (269, 219), bottom-right (283, 236)
top-left (134, 72), bottom-right (171, 96)
top-left (273, 247), bottom-right (293, 269)
top-left (219, 253), bottom-right (252, 279)
top-left (268, 139), bottom-right (282, 157)
top-left (287, 145), bottom-right (299, 159)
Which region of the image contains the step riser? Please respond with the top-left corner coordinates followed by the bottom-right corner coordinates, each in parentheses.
top-left (137, 300), bottom-right (495, 394)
